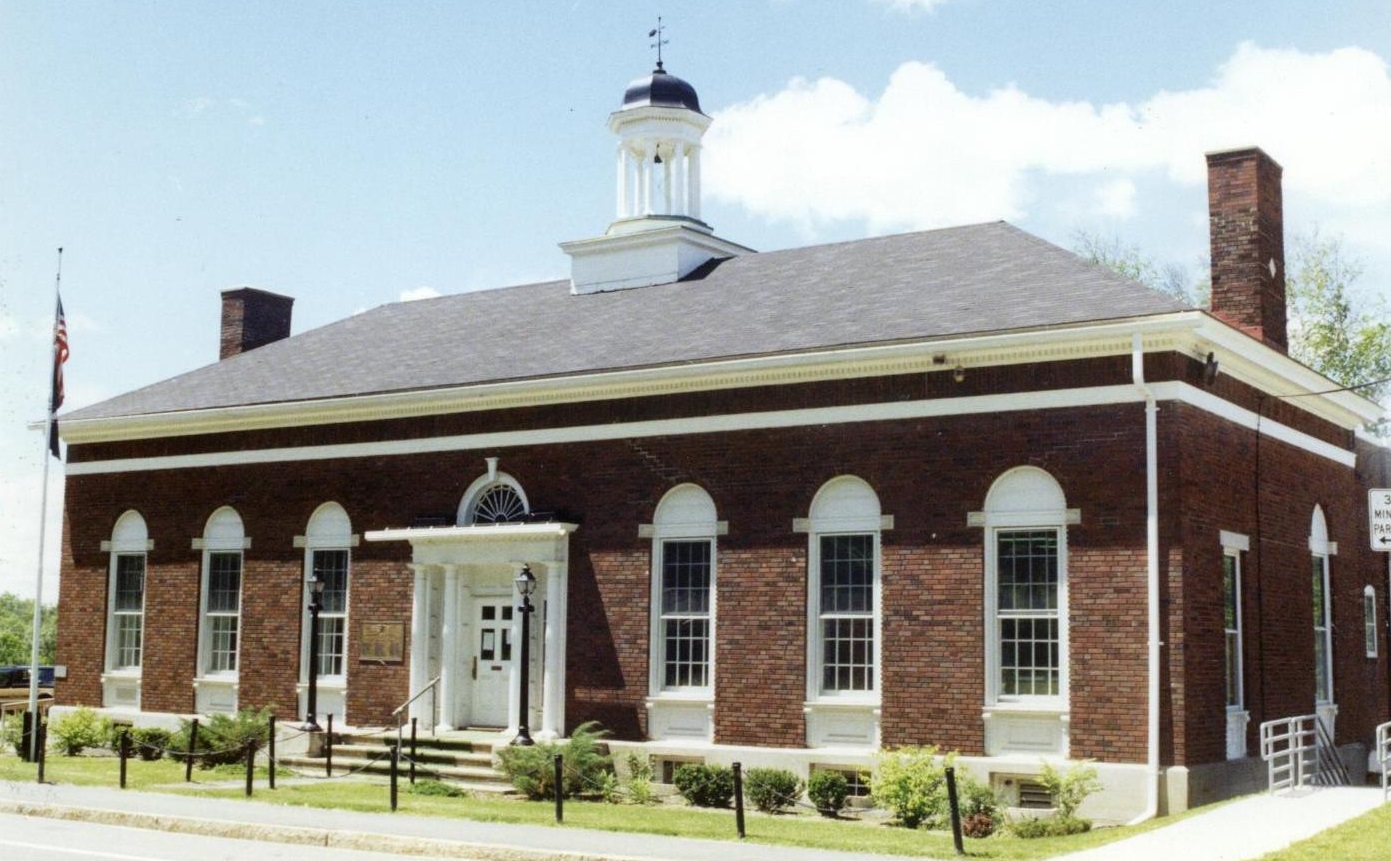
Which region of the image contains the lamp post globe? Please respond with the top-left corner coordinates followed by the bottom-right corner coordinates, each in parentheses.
top-left (512, 564), bottom-right (537, 746)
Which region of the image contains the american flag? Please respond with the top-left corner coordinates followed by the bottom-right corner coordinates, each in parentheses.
top-left (48, 294), bottom-right (68, 458)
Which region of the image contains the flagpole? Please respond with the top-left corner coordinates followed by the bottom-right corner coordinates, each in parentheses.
top-left (28, 247), bottom-right (63, 760)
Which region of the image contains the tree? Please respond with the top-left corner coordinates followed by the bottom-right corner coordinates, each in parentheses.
top-left (1072, 230), bottom-right (1208, 307)
top-left (1075, 228), bottom-right (1390, 420)
top-left (1286, 230), bottom-right (1391, 409)
top-left (0, 593), bottom-right (57, 666)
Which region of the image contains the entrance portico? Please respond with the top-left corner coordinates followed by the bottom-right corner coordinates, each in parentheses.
top-left (365, 522), bottom-right (575, 739)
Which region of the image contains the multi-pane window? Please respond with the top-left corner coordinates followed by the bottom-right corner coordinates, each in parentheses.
top-left (206, 551), bottom-right (242, 673)
top-left (471, 483), bottom-right (527, 524)
top-left (819, 534), bottom-right (875, 693)
top-left (111, 554), bottom-right (145, 670)
top-left (1312, 554), bottom-right (1332, 704)
top-left (996, 530), bottom-right (1060, 698)
top-left (1365, 586), bottom-right (1378, 659)
top-left (1223, 552), bottom-right (1243, 708)
top-left (312, 549), bottom-right (349, 677)
top-left (660, 540), bottom-right (712, 689)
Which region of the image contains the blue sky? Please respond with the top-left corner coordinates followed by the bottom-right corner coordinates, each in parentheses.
top-left (3, 0), bottom-right (1390, 599)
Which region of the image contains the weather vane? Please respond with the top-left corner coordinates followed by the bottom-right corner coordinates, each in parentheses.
top-left (648, 17), bottom-right (668, 70)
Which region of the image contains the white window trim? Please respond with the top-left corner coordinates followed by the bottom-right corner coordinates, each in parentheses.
top-left (1365, 585), bottom-right (1378, 659)
top-left (803, 477), bottom-right (884, 706)
top-left (103, 512), bottom-right (150, 678)
top-left (303, 547), bottom-right (352, 683)
top-left (1221, 541), bottom-right (1245, 714)
top-left (980, 467), bottom-right (1071, 713)
top-left (646, 485), bottom-right (718, 700)
top-left (458, 470), bottom-right (531, 525)
top-left (197, 508), bottom-right (246, 682)
top-left (1310, 506), bottom-right (1335, 708)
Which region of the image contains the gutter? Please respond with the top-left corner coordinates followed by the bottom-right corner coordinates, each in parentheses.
top-left (1130, 331), bottom-right (1162, 824)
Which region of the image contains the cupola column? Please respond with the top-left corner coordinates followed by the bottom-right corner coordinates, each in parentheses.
top-left (688, 144), bottom-right (702, 221)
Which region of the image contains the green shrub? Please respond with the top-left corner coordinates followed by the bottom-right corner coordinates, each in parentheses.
top-left (807, 770), bottom-right (850, 817)
top-left (870, 745), bottom-right (956, 829)
top-left (955, 773), bottom-right (1001, 836)
top-left (673, 763), bottom-right (734, 808)
top-left (169, 707), bottom-right (273, 767)
top-left (623, 753), bottom-right (655, 805)
top-left (745, 767), bottom-right (803, 814)
top-left (130, 727), bottom-right (172, 761)
top-left (1, 712), bottom-right (26, 756)
top-left (50, 707), bottom-right (112, 755)
top-left (1038, 760), bottom-right (1101, 820)
top-left (495, 721), bottom-right (612, 800)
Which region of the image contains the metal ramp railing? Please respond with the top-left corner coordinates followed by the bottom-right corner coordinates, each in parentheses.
top-left (1260, 715), bottom-right (1318, 793)
top-left (1376, 720), bottom-right (1391, 800)
top-left (1260, 713), bottom-right (1351, 793)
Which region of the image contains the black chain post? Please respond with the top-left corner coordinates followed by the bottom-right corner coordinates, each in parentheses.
top-left (732, 762), bottom-right (746, 839)
top-left (244, 740), bottom-right (256, 797)
top-left (20, 712), bottom-right (32, 763)
top-left (185, 719), bottom-right (199, 783)
top-left (554, 754), bottom-right (564, 823)
top-left (268, 714), bottom-right (276, 790)
top-left (325, 714), bottom-right (333, 777)
top-left (389, 742), bottom-right (399, 812)
top-left (118, 730), bottom-right (130, 789)
top-left (409, 717), bottom-right (418, 785)
top-left (945, 766), bottom-right (964, 856)
top-left (35, 717), bottom-right (46, 784)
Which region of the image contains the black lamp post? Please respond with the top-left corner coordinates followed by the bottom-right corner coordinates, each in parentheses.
top-left (306, 573), bottom-right (326, 732)
top-left (512, 564), bottom-right (537, 746)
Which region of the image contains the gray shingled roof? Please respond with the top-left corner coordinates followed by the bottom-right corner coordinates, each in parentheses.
top-left (66, 222), bottom-right (1188, 421)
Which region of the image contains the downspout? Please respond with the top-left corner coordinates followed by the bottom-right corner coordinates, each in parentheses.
top-left (1129, 331), bottom-right (1161, 824)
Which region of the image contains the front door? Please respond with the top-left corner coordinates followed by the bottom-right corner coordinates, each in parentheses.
top-left (471, 600), bottom-right (513, 727)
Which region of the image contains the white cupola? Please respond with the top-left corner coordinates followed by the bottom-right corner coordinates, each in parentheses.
top-left (561, 59), bottom-right (752, 295)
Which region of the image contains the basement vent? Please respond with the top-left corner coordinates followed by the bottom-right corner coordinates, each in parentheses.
top-left (1017, 780), bottom-right (1053, 809)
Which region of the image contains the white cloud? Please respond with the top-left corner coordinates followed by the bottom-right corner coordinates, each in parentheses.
top-left (185, 96), bottom-right (214, 115)
top-left (704, 43), bottom-right (1391, 235)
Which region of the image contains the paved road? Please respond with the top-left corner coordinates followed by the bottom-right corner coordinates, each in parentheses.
top-left (0, 811), bottom-right (448, 861)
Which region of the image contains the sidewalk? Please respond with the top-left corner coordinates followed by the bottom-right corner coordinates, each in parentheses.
top-left (0, 778), bottom-right (1384, 861)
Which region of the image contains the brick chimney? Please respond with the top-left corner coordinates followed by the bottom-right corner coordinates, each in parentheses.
top-left (1206, 147), bottom-right (1287, 352)
top-left (220, 287), bottom-right (294, 360)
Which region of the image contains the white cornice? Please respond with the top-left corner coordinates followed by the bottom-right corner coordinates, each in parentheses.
top-left (59, 311), bottom-right (1380, 446)
top-left (66, 379), bottom-right (1357, 476)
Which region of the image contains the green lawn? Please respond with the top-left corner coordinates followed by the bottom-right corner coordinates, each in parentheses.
top-left (1253, 802), bottom-right (1391, 861)
top-left (0, 752), bottom-right (1180, 860)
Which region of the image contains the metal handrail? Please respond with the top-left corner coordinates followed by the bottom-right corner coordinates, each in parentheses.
top-left (392, 675), bottom-right (440, 725)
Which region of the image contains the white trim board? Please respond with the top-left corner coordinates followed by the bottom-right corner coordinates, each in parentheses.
top-left (65, 381), bottom-right (1356, 477)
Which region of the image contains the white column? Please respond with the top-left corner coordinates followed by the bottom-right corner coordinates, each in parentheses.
top-left (689, 145), bottom-right (702, 221)
top-left (673, 143), bottom-right (687, 216)
top-left (437, 564), bottom-right (461, 731)
top-left (540, 554), bottom-right (568, 740)
top-left (615, 145), bottom-right (627, 220)
top-left (408, 564), bottom-right (430, 726)
top-left (661, 144), bottom-right (674, 214)
top-left (641, 146), bottom-right (653, 214)
top-left (506, 581), bottom-right (523, 737)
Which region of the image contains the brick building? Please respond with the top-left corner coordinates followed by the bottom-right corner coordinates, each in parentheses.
top-left (54, 64), bottom-right (1388, 820)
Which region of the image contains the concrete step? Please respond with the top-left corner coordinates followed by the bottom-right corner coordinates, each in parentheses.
top-left (276, 753), bottom-right (514, 794)
top-left (330, 743), bottom-right (494, 769)
top-left (277, 729), bottom-right (515, 794)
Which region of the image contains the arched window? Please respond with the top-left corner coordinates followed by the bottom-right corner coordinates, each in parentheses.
top-left (983, 467), bottom-right (1069, 706)
top-left (1310, 505), bottom-right (1335, 707)
top-left (650, 485), bottom-right (717, 694)
top-left (304, 503), bottom-right (352, 680)
top-left (106, 511), bottom-right (148, 673)
top-left (458, 472), bottom-right (531, 525)
top-left (200, 507), bottom-right (245, 677)
top-left (807, 476), bottom-right (882, 699)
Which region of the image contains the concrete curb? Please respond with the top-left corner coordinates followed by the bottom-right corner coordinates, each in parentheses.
top-left (0, 799), bottom-right (660, 861)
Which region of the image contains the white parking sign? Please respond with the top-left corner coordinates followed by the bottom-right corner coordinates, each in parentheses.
top-left (1370, 489), bottom-right (1391, 551)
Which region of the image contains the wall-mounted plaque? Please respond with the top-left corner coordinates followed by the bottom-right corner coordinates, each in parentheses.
top-left (360, 621), bottom-right (405, 663)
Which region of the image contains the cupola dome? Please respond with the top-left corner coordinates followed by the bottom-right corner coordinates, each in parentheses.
top-left (621, 64), bottom-right (703, 113)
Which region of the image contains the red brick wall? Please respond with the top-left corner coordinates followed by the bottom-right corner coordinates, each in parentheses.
top-left (1172, 402), bottom-right (1388, 766)
top-left (57, 371), bottom-right (1382, 768)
